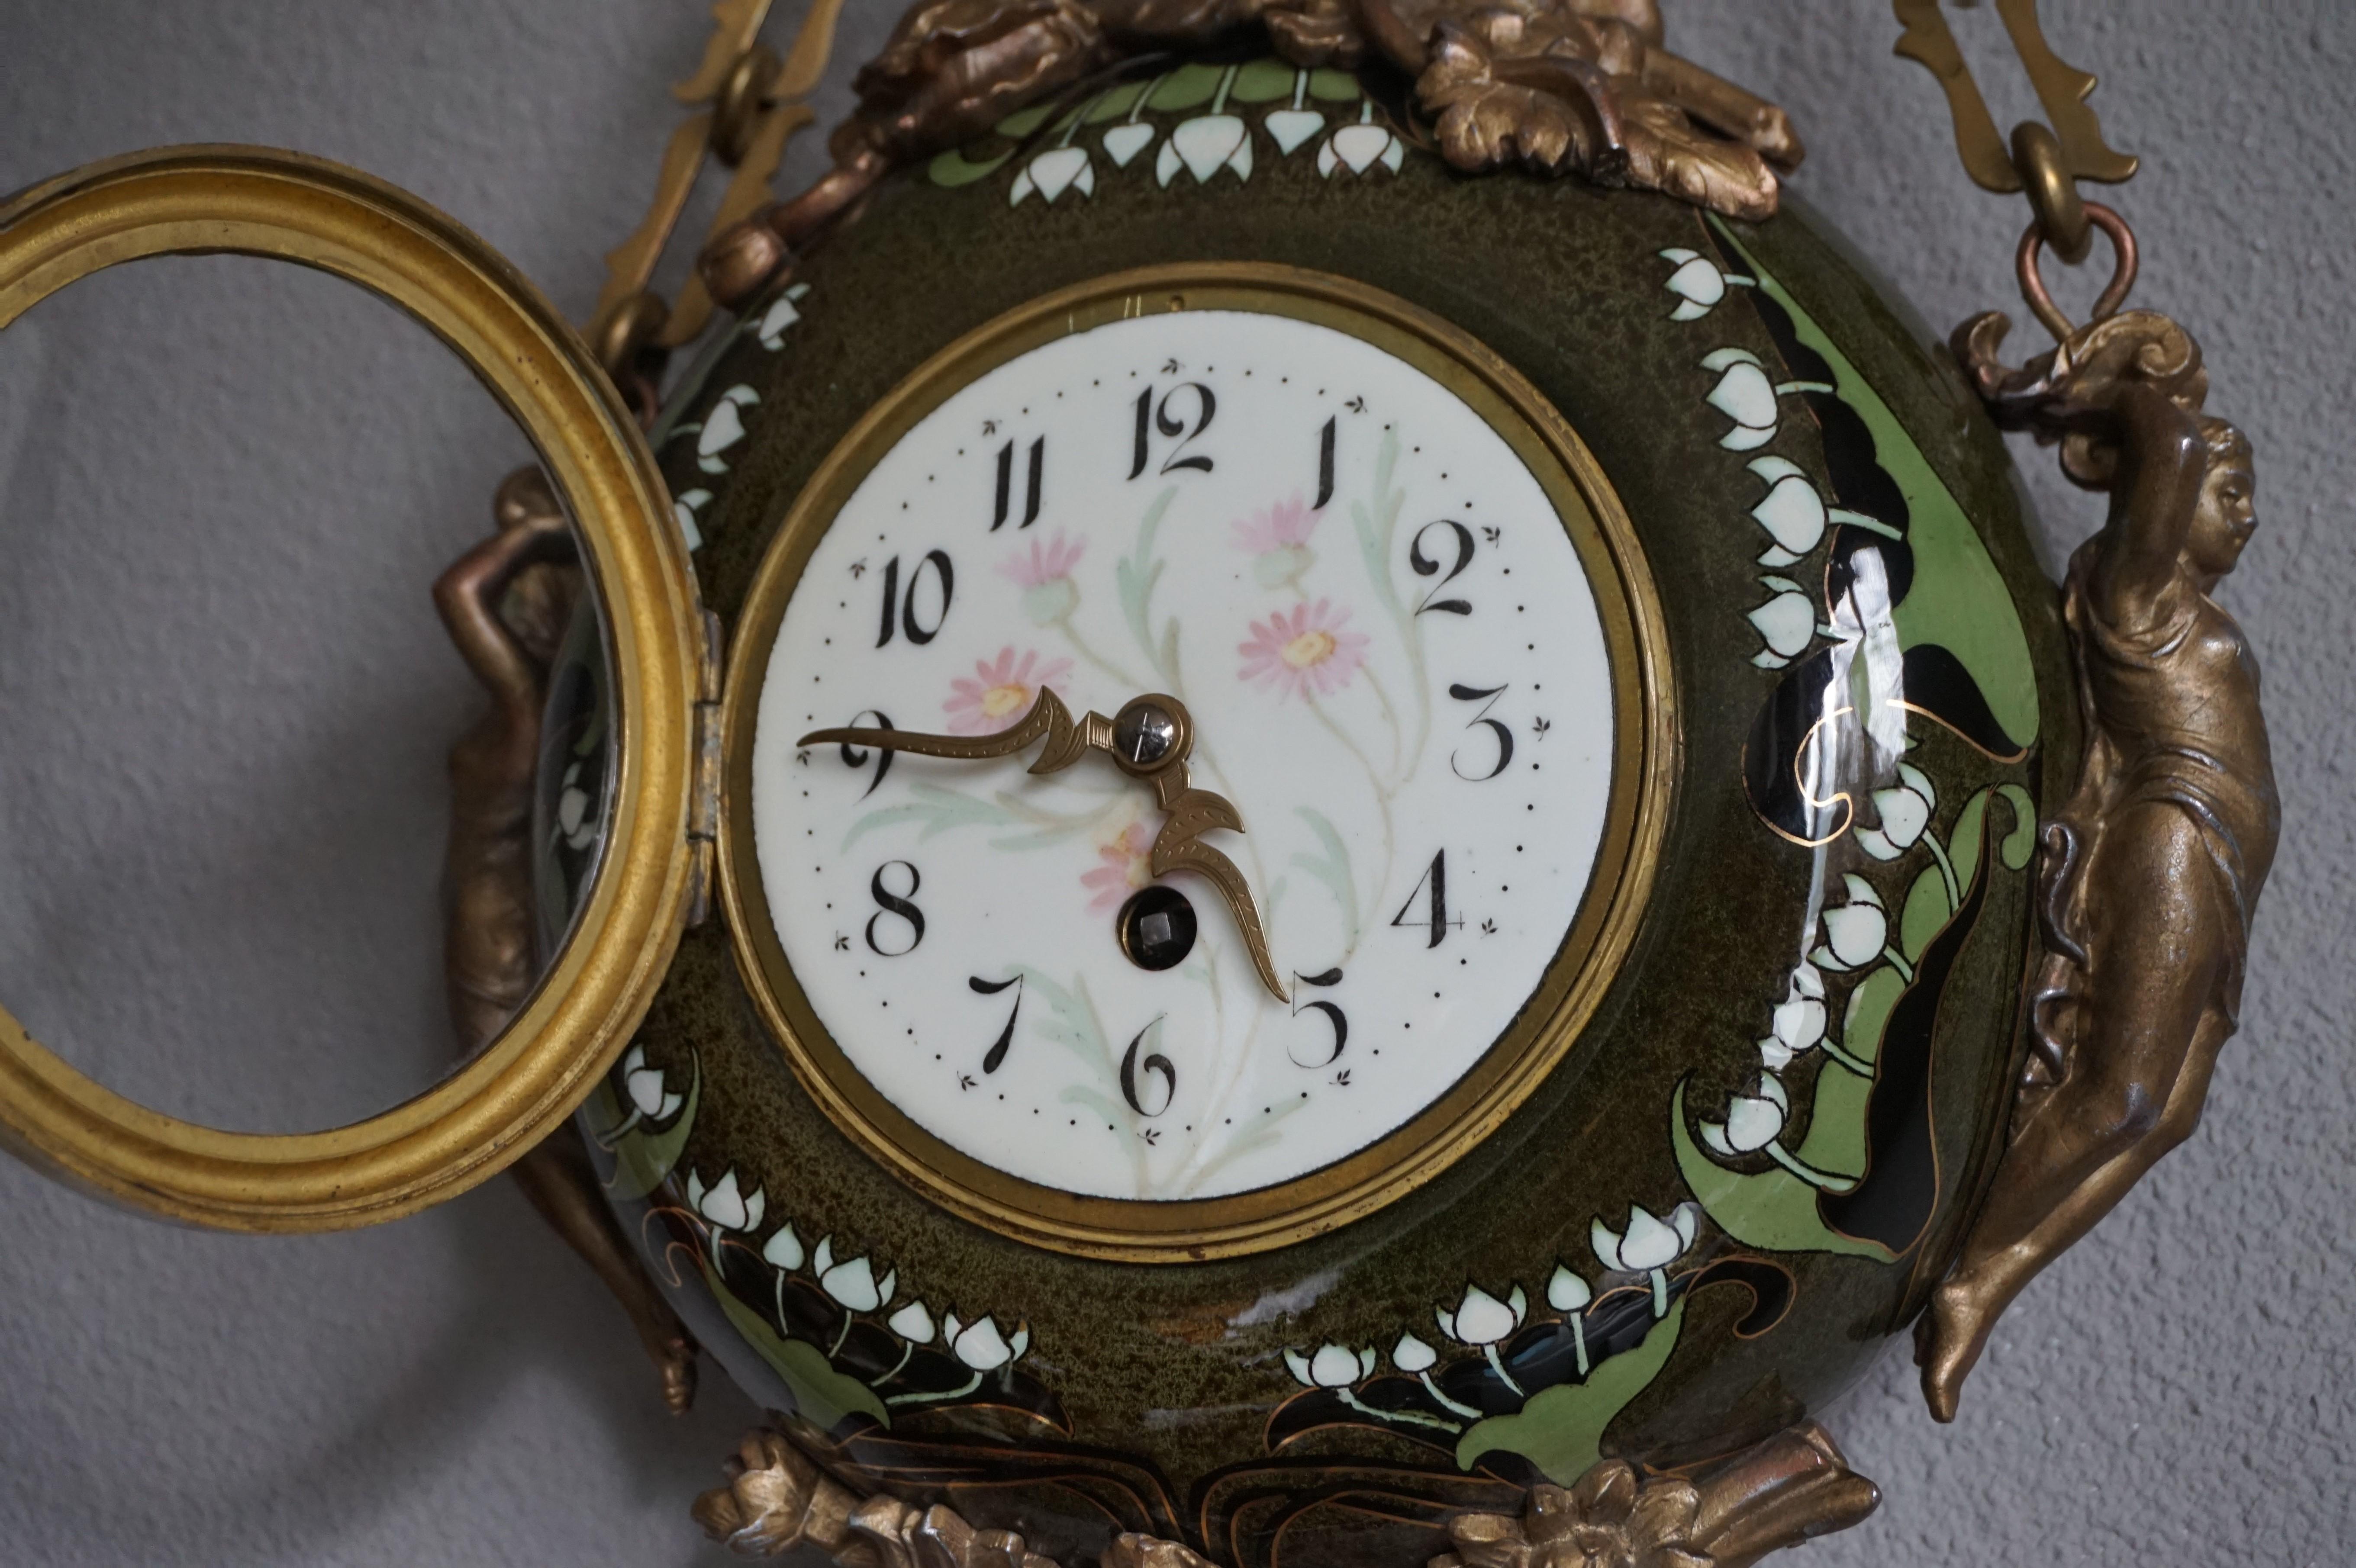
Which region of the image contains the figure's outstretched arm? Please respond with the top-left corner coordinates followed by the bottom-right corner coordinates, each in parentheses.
top-left (2084, 381), bottom-right (2205, 630)
top-left (432, 491), bottom-right (576, 762)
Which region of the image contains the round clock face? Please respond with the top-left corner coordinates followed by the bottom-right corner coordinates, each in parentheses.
top-left (725, 267), bottom-right (1665, 1257)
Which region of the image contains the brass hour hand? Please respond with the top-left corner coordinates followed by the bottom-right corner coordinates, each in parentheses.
top-left (798, 692), bottom-right (1288, 1001)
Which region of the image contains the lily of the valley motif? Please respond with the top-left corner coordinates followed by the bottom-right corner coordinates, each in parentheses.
top-left (1274, 1201), bottom-right (1745, 1483)
top-left (583, 1046), bottom-right (1047, 1428)
top-left (1660, 221), bottom-right (2043, 1262)
top-left (933, 58), bottom-right (1413, 208)
top-left (661, 282), bottom-right (811, 552)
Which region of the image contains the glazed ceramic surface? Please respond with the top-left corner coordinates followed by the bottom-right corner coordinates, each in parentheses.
top-left (553, 55), bottom-right (2074, 1568)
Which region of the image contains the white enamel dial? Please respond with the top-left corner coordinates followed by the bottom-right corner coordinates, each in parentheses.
top-left (746, 301), bottom-right (1619, 1203)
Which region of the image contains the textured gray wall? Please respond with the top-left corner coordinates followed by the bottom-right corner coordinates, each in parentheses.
top-left (0, 3), bottom-right (2348, 1563)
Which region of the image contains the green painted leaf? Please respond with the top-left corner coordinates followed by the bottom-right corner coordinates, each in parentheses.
top-left (1898, 863), bottom-right (1951, 963)
top-left (1117, 487), bottom-right (1176, 672)
top-left (1710, 220), bottom-right (2039, 752)
top-left (1147, 63), bottom-right (1226, 112)
top-left (601, 1051), bottom-right (701, 1202)
top-left (1307, 68), bottom-right (1360, 101)
top-left (1899, 788), bottom-right (1990, 960)
top-left (1995, 783), bottom-right (2038, 870)
top-left (843, 783), bottom-right (1013, 850)
top-left (1840, 967), bottom-right (1907, 1069)
top-left (1289, 806), bottom-right (1360, 950)
top-left (994, 102), bottom-right (1057, 138)
top-left (1229, 58), bottom-right (1297, 103)
top-left (1456, 1299), bottom-right (1687, 1482)
top-left (928, 146), bottom-right (1013, 187)
top-left (699, 1257), bottom-right (889, 1430)
top-left (1672, 1080), bottom-right (1895, 1262)
top-left (1789, 1054), bottom-right (1871, 1178)
top-left (1085, 80), bottom-right (1151, 123)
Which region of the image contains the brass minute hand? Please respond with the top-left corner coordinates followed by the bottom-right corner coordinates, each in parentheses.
top-left (799, 692), bottom-right (1287, 1001)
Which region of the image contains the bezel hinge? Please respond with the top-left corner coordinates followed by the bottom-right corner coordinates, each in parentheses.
top-left (683, 607), bottom-right (725, 928)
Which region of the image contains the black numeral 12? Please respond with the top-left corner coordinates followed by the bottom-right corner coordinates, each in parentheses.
top-left (1128, 383), bottom-right (1216, 478)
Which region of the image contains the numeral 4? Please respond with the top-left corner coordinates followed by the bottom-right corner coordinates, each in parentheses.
top-left (1391, 851), bottom-right (1464, 948)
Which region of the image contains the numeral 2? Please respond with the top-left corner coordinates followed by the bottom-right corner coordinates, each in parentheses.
top-left (865, 861), bottom-right (925, 956)
top-left (875, 550), bottom-right (954, 647)
top-left (1128, 383), bottom-right (1216, 478)
top-left (1392, 851), bottom-right (1463, 949)
top-left (1410, 520), bottom-right (1475, 616)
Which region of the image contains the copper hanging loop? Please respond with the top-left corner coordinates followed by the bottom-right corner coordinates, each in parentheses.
top-left (2016, 200), bottom-right (2139, 342)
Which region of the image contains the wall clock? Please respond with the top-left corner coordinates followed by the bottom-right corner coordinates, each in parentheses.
top-left (0, 3), bottom-right (2280, 1565)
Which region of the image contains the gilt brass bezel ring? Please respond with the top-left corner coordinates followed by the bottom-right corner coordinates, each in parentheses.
top-left (0, 147), bottom-right (702, 1231)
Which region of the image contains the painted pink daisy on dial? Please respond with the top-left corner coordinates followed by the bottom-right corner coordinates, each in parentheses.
top-left (944, 646), bottom-right (1073, 734)
top-left (1238, 599), bottom-right (1369, 699)
top-left (1230, 493), bottom-right (1319, 554)
top-left (999, 529), bottom-right (1085, 588)
top-left (1081, 819), bottom-right (1156, 913)
top-left (1000, 531), bottom-right (1085, 625)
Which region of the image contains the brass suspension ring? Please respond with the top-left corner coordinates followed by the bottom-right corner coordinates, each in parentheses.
top-left (2016, 200), bottom-right (2138, 342)
top-left (2010, 121), bottom-right (2092, 265)
top-left (0, 147), bottom-right (701, 1231)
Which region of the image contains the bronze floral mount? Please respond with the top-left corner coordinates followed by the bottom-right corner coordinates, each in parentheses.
top-left (696, 0), bottom-right (1805, 309)
top-left (691, 1421), bottom-right (1878, 1567)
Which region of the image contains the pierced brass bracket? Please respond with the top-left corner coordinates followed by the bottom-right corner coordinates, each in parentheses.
top-left (1892, 0), bottom-right (2137, 197)
top-left (587, 0), bottom-right (844, 405)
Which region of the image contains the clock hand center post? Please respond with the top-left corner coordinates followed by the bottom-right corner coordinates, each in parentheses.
top-left (798, 693), bottom-right (1289, 1001)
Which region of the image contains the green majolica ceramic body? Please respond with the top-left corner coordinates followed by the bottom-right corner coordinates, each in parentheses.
top-left (554, 55), bottom-right (2072, 1568)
